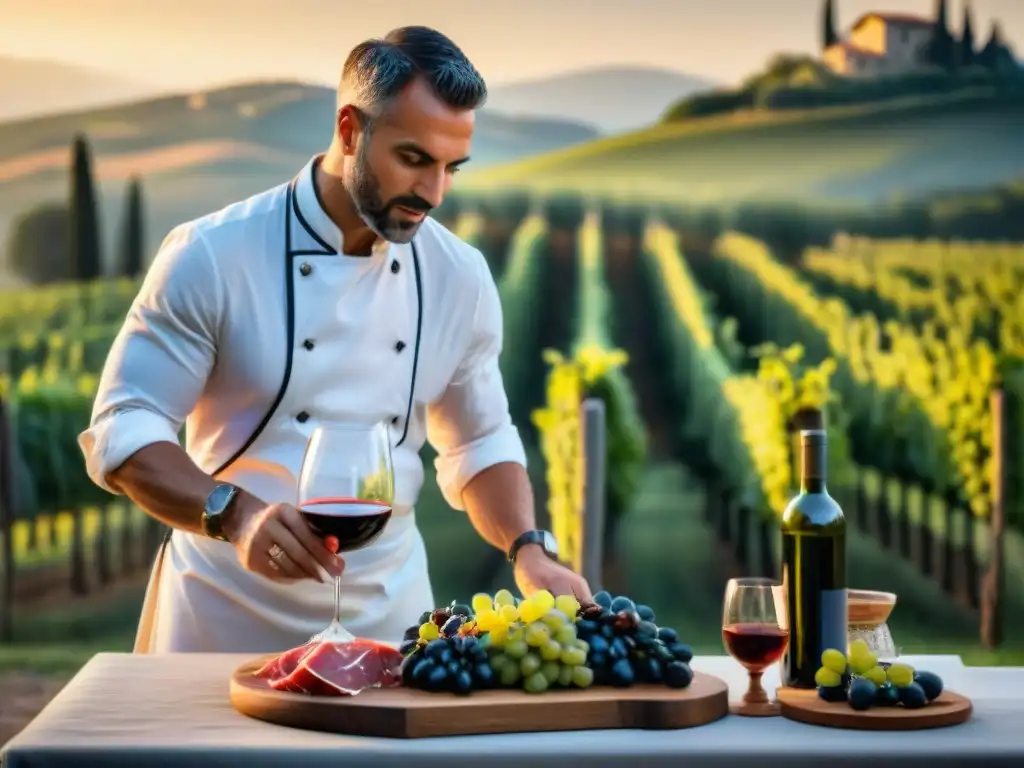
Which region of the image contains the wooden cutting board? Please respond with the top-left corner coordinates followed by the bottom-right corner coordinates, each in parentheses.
top-left (230, 657), bottom-right (730, 738)
top-left (776, 686), bottom-right (973, 730)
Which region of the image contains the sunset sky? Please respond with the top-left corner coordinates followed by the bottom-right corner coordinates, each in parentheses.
top-left (0, 0), bottom-right (1021, 89)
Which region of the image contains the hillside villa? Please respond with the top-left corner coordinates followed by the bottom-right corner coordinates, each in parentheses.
top-left (823, 12), bottom-right (935, 77)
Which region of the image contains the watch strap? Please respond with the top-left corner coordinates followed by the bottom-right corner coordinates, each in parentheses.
top-left (507, 529), bottom-right (554, 564)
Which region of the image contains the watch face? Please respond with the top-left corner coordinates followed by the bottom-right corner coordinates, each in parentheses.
top-left (207, 484), bottom-right (233, 514)
top-left (542, 530), bottom-right (559, 556)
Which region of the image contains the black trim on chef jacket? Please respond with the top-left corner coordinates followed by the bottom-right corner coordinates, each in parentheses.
top-left (156, 167), bottom-right (424, 550)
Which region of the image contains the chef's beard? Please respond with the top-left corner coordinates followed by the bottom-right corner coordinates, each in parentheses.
top-left (349, 141), bottom-right (431, 245)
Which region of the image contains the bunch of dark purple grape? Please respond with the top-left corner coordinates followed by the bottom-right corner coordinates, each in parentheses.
top-left (575, 591), bottom-right (694, 689)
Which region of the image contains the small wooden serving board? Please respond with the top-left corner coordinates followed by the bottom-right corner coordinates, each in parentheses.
top-left (230, 657), bottom-right (730, 738)
top-left (776, 686), bottom-right (973, 731)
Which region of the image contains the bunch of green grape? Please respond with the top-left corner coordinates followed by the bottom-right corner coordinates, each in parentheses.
top-left (476, 588), bottom-right (594, 694)
top-left (815, 640), bottom-right (944, 711)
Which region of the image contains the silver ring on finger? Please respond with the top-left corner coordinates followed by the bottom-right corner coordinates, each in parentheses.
top-left (269, 544), bottom-right (284, 560)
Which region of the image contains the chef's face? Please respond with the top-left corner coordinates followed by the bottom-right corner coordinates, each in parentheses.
top-left (341, 77), bottom-right (474, 244)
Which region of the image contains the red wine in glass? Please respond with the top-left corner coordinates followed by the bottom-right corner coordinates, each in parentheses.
top-left (299, 497), bottom-right (392, 553)
top-left (722, 623), bottom-right (790, 671)
top-left (297, 422), bottom-right (396, 645)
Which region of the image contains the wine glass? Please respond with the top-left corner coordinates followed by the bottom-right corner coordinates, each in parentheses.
top-left (722, 577), bottom-right (790, 717)
top-left (297, 422), bottom-right (396, 644)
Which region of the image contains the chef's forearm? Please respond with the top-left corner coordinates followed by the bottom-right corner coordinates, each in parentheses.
top-left (460, 461), bottom-right (536, 554)
top-left (106, 441), bottom-right (258, 537)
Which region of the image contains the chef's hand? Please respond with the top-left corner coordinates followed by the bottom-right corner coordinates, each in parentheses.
top-left (513, 545), bottom-right (593, 603)
top-left (224, 494), bottom-right (345, 582)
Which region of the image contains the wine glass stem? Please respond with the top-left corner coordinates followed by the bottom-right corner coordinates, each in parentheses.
top-left (745, 670), bottom-right (769, 705)
top-left (332, 574), bottom-right (343, 627)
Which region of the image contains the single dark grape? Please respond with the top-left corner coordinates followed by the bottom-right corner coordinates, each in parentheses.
top-left (899, 682), bottom-right (928, 709)
top-left (588, 635), bottom-right (610, 655)
top-left (664, 660), bottom-right (693, 689)
top-left (589, 651), bottom-right (608, 669)
top-left (636, 620), bottom-right (658, 639)
top-left (818, 684), bottom-right (846, 703)
top-left (451, 603), bottom-right (472, 618)
top-left (913, 671), bottom-right (943, 701)
top-left (656, 626), bottom-right (678, 644)
top-left (593, 590), bottom-right (613, 609)
top-left (442, 615), bottom-right (465, 637)
top-left (431, 608), bottom-right (451, 627)
top-left (577, 619), bottom-right (599, 634)
top-left (610, 596), bottom-right (636, 613)
top-left (669, 642), bottom-right (693, 663)
top-left (610, 658), bottom-right (635, 687)
top-left (411, 657), bottom-right (434, 684)
top-left (847, 678), bottom-right (878, 711)
top-left (418, 611), bottom-right (433, 625)
top-left (398, 638), bottom-right (419, 656)
top-left (424, 638), bottom-right (449, 662)
top-left (453, 669), bottom-right (474, 694)
top-left (636, 604), bottom-right (656, 622)
top-left (403, 625), bottom-right (420, 642)
top-left (473, 662), bottom-right (495, 688)
top-left (425, 664), bottom-right (449, 691)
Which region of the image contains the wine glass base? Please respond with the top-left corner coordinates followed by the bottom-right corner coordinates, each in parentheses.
top-left (730, 700), bottom-right (781, 717)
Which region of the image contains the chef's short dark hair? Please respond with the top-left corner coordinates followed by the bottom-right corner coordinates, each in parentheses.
top-left (339, 26), bottom-right (487, 127)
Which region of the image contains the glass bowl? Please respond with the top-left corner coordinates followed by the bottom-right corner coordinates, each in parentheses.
top-left (847, 589), bottom-right (899, 661)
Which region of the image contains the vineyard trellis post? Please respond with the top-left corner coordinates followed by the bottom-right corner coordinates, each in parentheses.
top-left (980, 367), bottom-right (1022, 649)
top-left (0, 396), bottom-right (13, 642)
top-left (579, 397), bottom-right (607, 592)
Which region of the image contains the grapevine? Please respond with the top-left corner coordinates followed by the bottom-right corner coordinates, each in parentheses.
top-left (714, 232), bottom-right (1004, 518)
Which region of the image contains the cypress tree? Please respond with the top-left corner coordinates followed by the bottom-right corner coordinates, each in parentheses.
top-left (959, 3), bottom-right (976, 68)
top-left (822, 0), bottom-right (839, 49)
top-left (979, 21), bottom-right (1011, 70)
top-left (119, 175), bottom-right (145, 278)
top-left (69, 133), bottom-right (102, 281)
top-left (926, 0), bottom-right (956, 70)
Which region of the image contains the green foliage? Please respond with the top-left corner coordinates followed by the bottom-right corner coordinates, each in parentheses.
top-left (5, 203), bottom-right (73, 285)
top-left (572, 210), bottom-right (647, 524)
top-left (497, 210), bottom-right (549, 426)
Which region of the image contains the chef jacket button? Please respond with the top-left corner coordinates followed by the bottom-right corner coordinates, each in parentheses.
top-left (296, 411), bottom-right (310, 423)
top-left (391, 415), bottom-right (399, 425)
top-left (302, 339), bottom-right (315, 350)
top-left (395, 340), bottom-right (406, 353)
top-left (390, 259), bottom-right (400, 274)
top-left (299, 262), bottom-right (312, 276)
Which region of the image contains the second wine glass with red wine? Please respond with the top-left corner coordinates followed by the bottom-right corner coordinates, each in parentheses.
top-left (298, 422), bottom-right (395, 644)
top-left (722, 577), bottom-right (790, 716)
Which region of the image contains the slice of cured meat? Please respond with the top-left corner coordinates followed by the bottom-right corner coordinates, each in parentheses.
top-left (259, 639), bottom-right (404, 696)
top-left (253, 643), bottom-right (312, 680)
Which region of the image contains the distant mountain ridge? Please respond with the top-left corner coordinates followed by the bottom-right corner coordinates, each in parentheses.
top-left (0, 79), bottom-right (600, 273)
top-left (486, 65), bottom-right (720, 133)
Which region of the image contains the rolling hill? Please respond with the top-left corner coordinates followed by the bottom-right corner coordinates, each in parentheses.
top-left (462, 89), bottom-right (1024, 206)
top-left (486, 66), bottom-right (718, 134)
top-left (0, 80), bottom-right (599, 274)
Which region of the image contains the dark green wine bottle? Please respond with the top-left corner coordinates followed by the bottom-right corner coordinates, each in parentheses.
top-left (780, 429), bottom-right (847, 689)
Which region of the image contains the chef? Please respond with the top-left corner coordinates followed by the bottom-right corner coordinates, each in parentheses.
top-left (78, 25), bottom-right (592, 654)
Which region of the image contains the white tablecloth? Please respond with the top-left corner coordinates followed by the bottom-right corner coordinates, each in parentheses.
top-left (2, 653), bottom-right (1020, 767)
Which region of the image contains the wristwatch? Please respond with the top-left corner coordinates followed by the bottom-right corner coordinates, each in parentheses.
top-left (507, 529), bottom-right (559, 564)
top-left (202, 483), bottom-right (239, 541)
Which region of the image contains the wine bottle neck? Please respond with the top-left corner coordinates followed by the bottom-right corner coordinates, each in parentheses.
top-left (799, 432), bottom-right (828, 494)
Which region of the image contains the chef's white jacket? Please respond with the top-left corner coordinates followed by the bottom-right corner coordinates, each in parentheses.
top-left (77, 156), bottom-right (527, 653)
